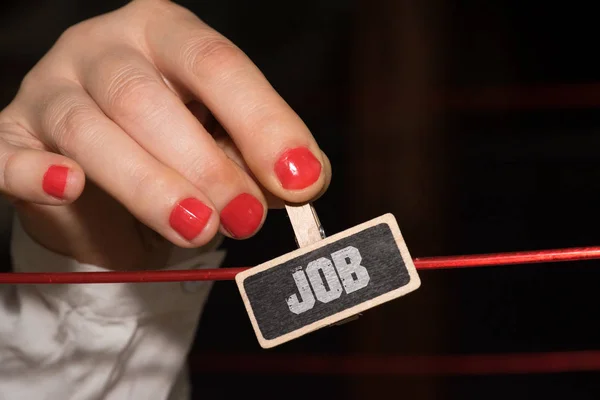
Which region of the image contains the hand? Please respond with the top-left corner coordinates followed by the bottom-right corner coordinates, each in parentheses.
top-left (0, 0), bottom-right (331, 270)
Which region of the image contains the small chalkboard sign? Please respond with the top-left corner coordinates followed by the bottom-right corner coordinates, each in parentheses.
top-left (235, 209), bottom-right (420, 349)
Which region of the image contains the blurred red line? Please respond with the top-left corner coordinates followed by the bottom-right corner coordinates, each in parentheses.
top-left (0, 246), bottom-right (599, 284)
top-left (303, 83), bottom-right (600, 112)
top-left (444, 83), bottom-right (600, 111)
top-left (413, 246), bottom-right (600, 269)
top-left (189, 351), bottom-right (600, 376)
top-left (0, 268), bottom-right (249, 284)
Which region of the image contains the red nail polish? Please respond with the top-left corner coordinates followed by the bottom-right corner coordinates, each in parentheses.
top-left (220, 193), bottom-right (264, 238)
top-left (169, 198), bottom-right (212, 241)
top-left (274, 147), bottom-right (322, 190)
top-left (43, 165), bottom-right (69, 199)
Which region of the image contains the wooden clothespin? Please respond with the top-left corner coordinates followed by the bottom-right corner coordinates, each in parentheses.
top-left (235, 204), bottom-right (421, 348)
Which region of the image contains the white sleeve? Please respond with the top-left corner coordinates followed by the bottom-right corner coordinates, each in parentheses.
top-left (0, 216), bottom-right (227, 400)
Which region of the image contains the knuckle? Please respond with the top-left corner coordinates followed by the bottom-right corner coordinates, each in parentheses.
top-left (0, 121), bottom-right (44, 151)
top-left (102, 61), bottom-right (163, 121)
top-left (129, 167), bottom-right (154, 204)
top-left (57, 24), bottom-right (80, 43)
top-left (19, 70), bottom-right (40, 95)
top-left (129, 165), bottom-right (169, 211)
top-left (42, 92), bottom-right (99, 157)
top-left (106, 64), bottom-right (156, 110)
top-left (235, 100), bottom-right (289, 140)
top-left (56, 20), bottom-right (93, 46)
top-left (181, 34), bottom-right (242, 77)
top-left (0, 151), bottom-right (18, 193)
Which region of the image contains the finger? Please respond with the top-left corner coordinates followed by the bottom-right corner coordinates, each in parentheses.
top-left (77, 48), bottom-right (267, 239)
top-left (213, 125), bottom-right (332, 208)
top-left (194, 106), bottom-right (332, 209)
top-left (0, 139), bottom-right (84, 205)
top-left (23, 84), bottom-right (221, 247)
top-left (315, 150), bottom-right (332, 201)
top-left (147, 7), bottom-right (330, 202)
top-left (213, 130), bottom-right (285, 209)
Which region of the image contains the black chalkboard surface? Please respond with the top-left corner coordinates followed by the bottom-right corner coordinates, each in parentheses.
top-left (235, 213), bottom-right (421, 348)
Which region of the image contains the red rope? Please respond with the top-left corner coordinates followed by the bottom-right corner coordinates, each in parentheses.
top-left (3, 246), bottom-right (600, 377)
top-left (189, 351), bottom-right (600, 376)
top-left (414, 246), bottom-right (600, 269)
top-left (444, 82), bottom-right (600, 111)
top-left (0, 245), bottom-right (599, 284)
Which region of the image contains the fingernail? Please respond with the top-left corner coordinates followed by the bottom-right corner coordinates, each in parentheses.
top-left (220, 193), bottom-right (264, 238)
top-left (43, 165), bottom-right (69, 199)
top-left (169, 198), bottom-right (212, 241)
top-left (274, 147), bottom-right (322, 190)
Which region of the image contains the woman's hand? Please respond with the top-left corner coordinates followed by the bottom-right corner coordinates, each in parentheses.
top-left (0, 0), bottom-right (331, 270)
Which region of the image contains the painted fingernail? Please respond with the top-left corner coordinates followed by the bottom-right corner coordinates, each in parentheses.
top-left (274, 147), bottom-right (322, 190)
top-left (220, 193), bottom-right (264, 238)
top-left (43, 165), bottom-right (69, 199)
top-left (169, 198), bottom-right (212, 241)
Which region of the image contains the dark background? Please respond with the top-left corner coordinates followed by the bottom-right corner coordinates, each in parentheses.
top-left (3, 1), bottom-right (600, 399)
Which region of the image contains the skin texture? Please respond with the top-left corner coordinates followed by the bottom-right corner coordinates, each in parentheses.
top-left (0, 0), bottom-right (331, 270)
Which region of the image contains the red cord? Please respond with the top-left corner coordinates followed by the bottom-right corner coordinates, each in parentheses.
top-left (414, 245), bottom-right (600, 269)
top-left (445, 82), bottom-right (600, 111)
top-left (189, 351), bottom-right (600, 375)
top-left (1, 245), bottom-right (599, 284)
top-left (2, 246), bottom-right (600, 377)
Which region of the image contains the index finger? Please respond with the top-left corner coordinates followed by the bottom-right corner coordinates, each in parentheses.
top-left (146, 4), bottom-right (329, 202)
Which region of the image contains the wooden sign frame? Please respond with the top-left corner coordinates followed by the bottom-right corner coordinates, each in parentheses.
top-left (235, 208), bottom-right (421, 349)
